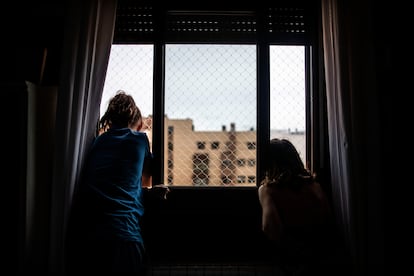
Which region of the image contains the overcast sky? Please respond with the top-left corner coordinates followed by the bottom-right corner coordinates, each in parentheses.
top-left (101, 44), bottom-right (305, 132)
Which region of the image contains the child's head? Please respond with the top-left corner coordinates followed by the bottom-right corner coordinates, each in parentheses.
top-left (265, 138), bottom-right (307, 182)
top-left (99, 90), bottom-right (142, 131)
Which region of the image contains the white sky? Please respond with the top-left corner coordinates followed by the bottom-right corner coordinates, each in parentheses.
top-left (101, 44), bottom-right (305, 132)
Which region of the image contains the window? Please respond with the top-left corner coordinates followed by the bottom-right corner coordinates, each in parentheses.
top-left (197, 142), bottom-right (206, 150)
top-left (211, 142), bottom-right (220, 149)
top-left (101, 3), bottom-right (317, 187)
top-left (247, 159), bottom-right (256, 167)
top-left (221, 159), bottom-right (232, 168)
top-left (247, 176), bottom-right (256, 184)
top-left (193, 154), bottom-right (209, 186)
top-left (168, 126), bottom-right (174, 135)
top-left (246, 142), bottom-right (256, 150)
top-left (236, 159), bottom-right (246, 167)
top-left (237, 175), bottom-right (246, 184)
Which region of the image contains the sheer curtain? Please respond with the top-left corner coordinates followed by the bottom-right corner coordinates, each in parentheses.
top-left (48, 0), bottom-right (117, 273)
top-left (321, 0), bottom-right (384, 274)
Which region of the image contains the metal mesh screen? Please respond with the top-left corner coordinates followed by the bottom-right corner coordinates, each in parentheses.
top-left (102, 44), bottom-right (306, 187)
top-left (164, 45), bottom-right (256, 186)
top-left (270, 46), bottom-right (306, 161)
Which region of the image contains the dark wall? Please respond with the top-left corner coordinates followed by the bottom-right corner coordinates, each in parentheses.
top-left (143, 187), bottom-right (273, 264)
top-left (2, 2), bottom-right (64, 85)
top-left (2, 1), bottom-right (65, 272)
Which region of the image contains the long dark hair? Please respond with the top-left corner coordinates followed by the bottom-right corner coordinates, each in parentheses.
top-left (263, 138), bottom-right (314, 189)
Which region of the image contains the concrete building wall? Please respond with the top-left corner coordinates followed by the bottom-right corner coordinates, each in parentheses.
top-left (154, 117), bottom-right (305, 186)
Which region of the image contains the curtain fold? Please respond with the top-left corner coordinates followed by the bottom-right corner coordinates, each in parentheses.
top-left (321, 0), bottom-right (383, 274)
top-left (24, 82), bottom-right (58, 272)
top-left (48, 0), bottom-right (117, 273)
top-left (320, 0), bottom-right (353, 248)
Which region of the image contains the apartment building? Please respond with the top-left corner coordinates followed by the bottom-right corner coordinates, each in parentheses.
top-left (143, 116), bottom-right (305, 186)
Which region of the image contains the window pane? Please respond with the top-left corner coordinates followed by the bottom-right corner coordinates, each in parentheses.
top-left (101, 44), bottom-right (154, 148)
top-left (101, 44), bottom-right (308, 187)
top-left (270, 46), bottom-right (306, 163)
top-left (164, 45), bottom-right (257, 186)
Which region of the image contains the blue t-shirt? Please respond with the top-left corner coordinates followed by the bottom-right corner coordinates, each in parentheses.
top-left (82, 127), bottom-right (152, 243)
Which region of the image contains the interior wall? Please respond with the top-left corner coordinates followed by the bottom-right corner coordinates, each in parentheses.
top-left (143, 187), bottom-right (273, 264)
top-left (1, 2), bottom-right (65, 272)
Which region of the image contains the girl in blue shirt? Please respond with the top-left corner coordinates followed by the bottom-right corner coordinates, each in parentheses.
top-left (66, 90), bottom-right (153, 274)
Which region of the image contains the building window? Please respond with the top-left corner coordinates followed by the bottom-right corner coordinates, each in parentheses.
top-left (101, 3), bottom-right (316, 187)
top-left (247, 159), bottom-right (256, 167)
top-left (221, 159), bottom-right (232, 168)
top-left (168, 126), bottom-right (174, 135)
top-left (237, 175), bottom-right (246, 184)
top-left (168, 175), bottom-right (173, 185)
top-left (211, 141), bottom-right (220, 149)
top-left (193, 154), bottom-right (209, 186)
top-left (236, 159), bottom-right (246, 167)
top-left (222, 176), bottom-right (232, 185)
top-left (197, 142), bottom-right (206, 150)
top-left (246, 142), bottom-right (256, 150)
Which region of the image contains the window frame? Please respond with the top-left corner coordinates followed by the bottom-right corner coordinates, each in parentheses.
top-left (111, 3), bottom-right (322, 188)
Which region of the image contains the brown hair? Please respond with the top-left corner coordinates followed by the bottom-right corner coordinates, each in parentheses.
top-left (263, 138), bottom-right (314, 189)
top-left (99, 90), bottom-right (142, 132)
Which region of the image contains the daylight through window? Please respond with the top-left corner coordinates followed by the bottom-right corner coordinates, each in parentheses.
top-left (101, 44), bottom-right (305, 187)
